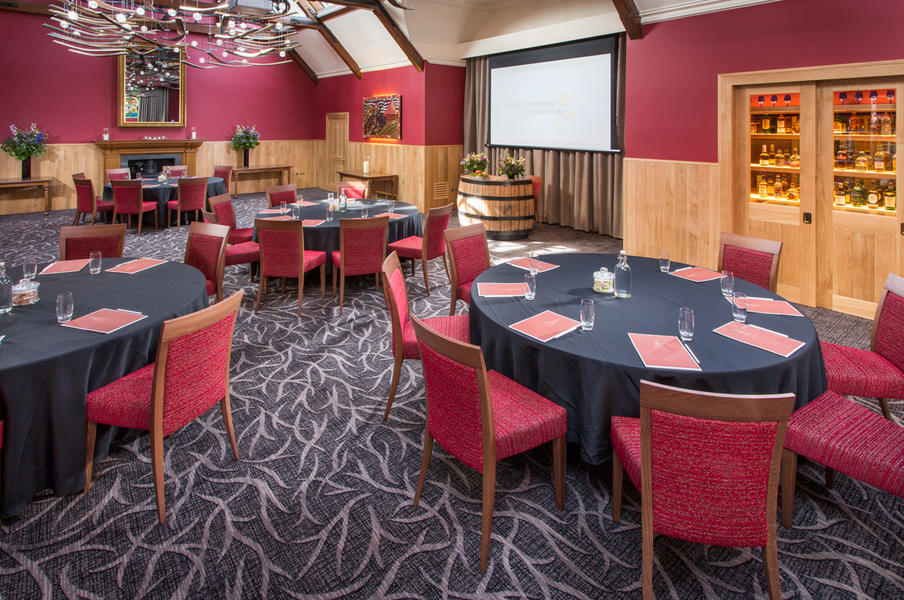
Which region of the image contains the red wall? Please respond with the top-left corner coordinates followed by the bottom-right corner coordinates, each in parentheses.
top-left (625, 0), bottom-right (904, 162)
top-left (0, 11), bottom-right (318, 143)
top-left (425, 62), bottom-right (465, 146)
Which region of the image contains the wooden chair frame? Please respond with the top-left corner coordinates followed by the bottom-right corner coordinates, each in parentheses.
top-left (380, 251), bottom-right (408, 420)
top-left (169, 176), bottom-right (209, 230)
top-left (72, 175), bottom-right (111, 226)
top-left (410, 315), bottom-right (566, 574)
top-left (59, 223), bottom-right (127, 260)
top-left (85, 291), bottom-right (244, 524)
top-left (184, 221), bottom-right (229, 302)
top-left (254, 218), bottom-right (325, 317)
top-left (718, 232), bottom-right (783, 292)
top-left (333, 216), bottom-right (389, 315)
top-left (111, 179), bottom-right (157, 236)
top-left (105, 167), bottom-right (131, 183)
top-left (444, 223), bottom-right (490, 316)
top-left (265, 183), bottom-right (297, 208)
top-left (405, 203), bottom-right (452, 295)
top-left (612, 380), bottom-right (794, 600)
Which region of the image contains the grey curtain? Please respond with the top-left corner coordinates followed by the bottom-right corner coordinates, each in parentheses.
top-left (139, 88), bottom-right (169, 122)
top-left (463, 37), bottom-right (625, 238)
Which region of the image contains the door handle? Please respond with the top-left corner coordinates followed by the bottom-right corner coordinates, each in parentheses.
top-left (803, 212), bottom-right (812, 224)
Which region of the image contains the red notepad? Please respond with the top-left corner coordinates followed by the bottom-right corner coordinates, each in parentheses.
top-left (39, 259), bottom-right (90, 275)
top-left (477, 282), bottom-right (530, 297)
top-left (713, 321), bottom-right (805, 357)
top-left (61, 308), bottom-right (148, 334)
top-left (293, 201), bottom-right (318, 207)
top-left (105, 258), bottom-right (166, 274)
top-left (742, 297), bottom-right (803, 316)
top-left (375, 212), bottom-right (405, 219)
top-left (264, 215), bottom-right (294, 221)
top-left (508, 257), bottom-right (559, 273)
top-left (628, 333), bottom-right (701, 371)
top-left (670, 266), bottom-right (722, 282)
top-left (302, 219), bottom-right (325, 227)
top-left (260, 208), bottom-right (286, 214)
top-left (510, 310), bottom-right (580, 342)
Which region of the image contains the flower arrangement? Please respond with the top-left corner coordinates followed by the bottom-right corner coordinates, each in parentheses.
top-left (460, 152), bottom-right (488, 175)
top-left (498, 154), bottom-right (526, 179)
top-left (230, 124), bottom-right (260, 151)
top-left (2, 123), bottom-right (48, 161)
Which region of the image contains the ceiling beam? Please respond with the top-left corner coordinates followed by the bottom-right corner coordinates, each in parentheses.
top-left (289, 49), bottom-right (319, 85)
top-left (320, 6), bottom-right (355, 21)
top-left (0, 1), bottom-right (52, 16)
top-left (314, 22), bottom-right (362, 78)
top-left (370, 1), bottom-right (423, 72)
top-left (612, 0), bottom-right (643, 40)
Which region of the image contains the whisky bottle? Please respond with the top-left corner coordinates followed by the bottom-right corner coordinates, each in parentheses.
top-left (874, 145), bottom-right (886, 171)
top-left (833, 182), bottom-right (847, 207)
top-left (759, 144), bottom-right (770, 166)
top-left (776, 114), bottom-right (786, 134)
top-left (789, 147), bottom-right (800, 167)
top-left (773, 177), bottom-right (782, 198)
top-left (791, 115), bottom-right (801, 134)
top-left (867, 182), bottom-right (882, 208)
top-left (852, 180), bottom-right (866, 206)
top-left (766, 177), bottom-right (775, 197)
top-left (774, 147), bottom-right (785, 166)
top-left (780, 176), bottom-right (789, 197)
top-left (761, 115), bottom-right (772, 134)
top-left (788, 181), bottom-right (799, 201)
top-left (884, 182), bottom-right (896, 211)
top-left (835, 144), bottom-right (846, 169)
top-left (855, 151), bottom-right (870, 171)
top-left (833, 115), bottom-right (846, 133)
top-left (880, 112), bottom-right (893, 136)
top-left (769, 144), bottom-right (776, 165)
top-left (750, 121), bottom-right (758, 135)
top-left (757, 175), bottom-right (768, 197)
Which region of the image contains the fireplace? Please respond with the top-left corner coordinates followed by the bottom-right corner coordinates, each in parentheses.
top-left (121, 154), bottom-right (180, 178)
top-left (94, 140), bottom-right (204, 180)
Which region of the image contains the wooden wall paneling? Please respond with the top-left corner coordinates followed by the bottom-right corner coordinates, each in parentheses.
top-left (796, 82), bottom-right (818, 307)
top-left (424, 145), bottom-right (463, 212)
top-left (814, 84), bottom-right (835, 309)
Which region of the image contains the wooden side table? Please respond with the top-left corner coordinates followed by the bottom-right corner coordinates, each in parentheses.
top-left (337, 171), bottom-right (398, 199)
top-left (0, 177), bottom-right (54, 215)
top-left (232, 165), bottom-right (291, 195)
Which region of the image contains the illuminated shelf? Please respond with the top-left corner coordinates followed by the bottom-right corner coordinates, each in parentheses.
top-left (833, 168), bottom-right (897, 179)
top-left (833, 103), bottom-right (896, 113)
top-left (750, 164), bottom-right (800, 173)
top-left (751, 133), bottom-right (800, 139)
top-left (750, 107), bottom-right (800, 114)
top-left (749, 194), bottom-right (800, 206)
top-left (832, 204), bottom-right (897, 216)
top-left (833, 134), bottom-right (896, 141)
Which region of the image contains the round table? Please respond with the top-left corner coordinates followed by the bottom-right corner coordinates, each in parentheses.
top-left (468, 253), bottom-right (827, 464)
top-left (102, 176), bottom-right (227, 224)
top-left (0, 258), bottom-right (208, 518)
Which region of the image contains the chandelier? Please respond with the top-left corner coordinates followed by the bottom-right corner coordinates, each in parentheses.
top-left (44, 0), bottom-right (304, 68)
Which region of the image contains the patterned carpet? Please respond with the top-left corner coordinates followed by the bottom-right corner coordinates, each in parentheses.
top-left (0, 193), bottom-right (900, 599)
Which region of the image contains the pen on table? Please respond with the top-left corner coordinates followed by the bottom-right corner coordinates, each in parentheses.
top-left (683, 342), bottom-right (700, 365)
top-left (747, 323), bottom-right (788, 337)
top-left (116, 308), bottom-right (145, 315)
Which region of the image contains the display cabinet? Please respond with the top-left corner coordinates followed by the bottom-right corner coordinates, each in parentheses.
top-left (749, 92), bottom-right (802, 206)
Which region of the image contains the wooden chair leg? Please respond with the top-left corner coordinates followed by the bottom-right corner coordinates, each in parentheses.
top-left (413, 427), bottom-right (433, 507)
top-left (442, 253), bottom-right (450, 282)
top-left (641, 492), bottom-right (654, 600)
top-left (154, 210), bottom-right (159, 230)
top-left (448, 291), bottom-right (458, 317)
top-left (220, 393), bottom-right (240, 460)
top-left (319, 264), bottom-right (325, 297)
top-left (479, 460), bottom-right (497, 574)
top-left (254, 275), bottom-right (267, 312)
top-left (332, 266), bottom-right (337, 297)
top-left (281, 278), bottom-right (286, 294)
top-left (553, 435), bottom-right (566, 510)
top-left (423, 256), bottom-right (431, 295)
top-left (297, 273), bottom-right (304, 317)
top-left (150, 427), bottom-right (166, 524)
top-left (879, 398), bottom-right (892, 420)
top-left (84, 421), bottom-right (97, 492)
top-left (781, 449), bottom-right (797, 529)
top-left (409, 258), bottom-right (416, 277)
top-left (825, 467), bottom-right (836, 488)
top-left (90, 211), bottom-right (97, 225)
top-left (72, 211), bottom-right (80, 226)
top-left (339, 272), bottom-right (346, 315)
top-left (763, 537), bottom-right (781, 599)
top-left (612, 452), bottom-right (623, 522)
top-left (137, 211), bottom-right (143, 236)
top-left (384, 354), bottom-right (403, 421)
top-left (176, 209), bottom-right (182, 231)
top-left (376, 271), bottom-right (381, 291)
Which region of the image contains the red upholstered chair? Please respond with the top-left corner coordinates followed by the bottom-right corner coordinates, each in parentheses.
top-left (209, 193), bottom-right (253, 244)
top-left (820, 273), bottom-right (904, 420)
top-left (163, 165), bottom-right (188, 178)
top-left (444, 223), bottom-right (490, 316)
top-left (266, 183), bottom-right (297, 208)
top-left (184, 222), bottom-right (228, 302)
top-left (338, 180), bottom-right (368, 199)
top-left (410, 315), bottom-right (566, 573)
top-left (254, 218), bottom-right (326, 317)
top-left (387, 203), bottom-right (452, 295)
top-left (59, 224), bottom-right (127, 261)
top-left (380, 251), bottom-right (469, 420)
top-left (73, 175), bottom-right (114, 225)
top-left (781, 390), bottom-right (904, 529)
top-left (84, 291), bottom-right (244, 525)
top-left (331, 216), bottom-right (389, 315)
top-left (112, 179), bottom-right (157, 236)
top-left (213, 165), bottom-right (233, 187)
top-left (718, 232), bottom-right (782, 292)
top-left (168, 176), bottom-right (209, 229)
top-left (105, 167), bottom-right (131, 183)
top-left (202, 204), bottom-right (259, 284)
top-left (611, 380), bottom-right (794, 600)
top-left (529, 175), bottom-right (542, 229)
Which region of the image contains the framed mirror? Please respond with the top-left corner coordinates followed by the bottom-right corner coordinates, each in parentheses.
top-left (118, 48), bottom-right (185, 127)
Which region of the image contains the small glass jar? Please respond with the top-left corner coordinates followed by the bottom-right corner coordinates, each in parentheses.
top-left (593, 267), bottom-right (614, 294)
top-left (11, 279), bottom-right (39, 305)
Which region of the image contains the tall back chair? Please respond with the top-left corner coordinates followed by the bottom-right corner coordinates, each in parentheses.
top-left (338, 180), bottom-right (368, 199)
top-left (444, 223), bottom-right (490, 316)
top-left (213, 165), bottom-right (233, 186)
top-left (163, 165), bottom-right (188, 178)
top-left (820, 272), bottom-right (904, 419)
top-left (106, 167), bottom-right (131, 183)
top-left (265, 183), bottom-right (297, 208)
top-left (254, 218), bottom-right (326, 316)
top-left (72, 175), bottom-right (114, 225)
top-left (111, 179), bottom-right (157, 235)
top-left (718, 232), bottom-right (782, 292)
top-left (380, 252), bottom-right (470, 419)
top-left (610, 380), bottom-right (795, 599)
top-left (410, 315), bottom-right (566, 573)
top-left (209, 193), bottom-right (253, 244)
top-left (59, 223), bottom-right (127, 260)
top-left (84, 291), bottom-right (244, 524)
top-left (331, 216), bottom-right (389, 315)
top-left (168, 176), bottom-right (209, 229)
top-left (184, 222), bottom-right (229, 302)
top-left (387, 203), bottom-right (453, 295)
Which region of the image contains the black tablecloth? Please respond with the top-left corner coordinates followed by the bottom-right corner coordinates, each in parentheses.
top-left (102, 177), bottom-right (227, 223)
top-left (0, 258), bottom-right (208, 518)
top-left (468, 253), bottom-right (827, 465)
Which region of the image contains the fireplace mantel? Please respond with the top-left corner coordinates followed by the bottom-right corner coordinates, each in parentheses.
top-left (94, 140), bottom-right (204, 176)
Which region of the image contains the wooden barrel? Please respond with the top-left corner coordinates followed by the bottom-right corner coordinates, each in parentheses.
top-left (457, 175), bottom-right (535, 240)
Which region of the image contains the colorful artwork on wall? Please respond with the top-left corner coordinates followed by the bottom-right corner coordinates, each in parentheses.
top-left (363, 95), bottom-right (401, 140)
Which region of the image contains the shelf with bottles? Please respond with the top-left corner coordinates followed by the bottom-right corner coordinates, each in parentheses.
top-left (752, 143), bottom-right (801, 169)
top-left (832, 178), bottom-right (896, 215)
top-left (749, 92), bottom-right (800, 136)
top-left (751, 133), bottom-right (800, 140)
top-left (833, 134), bottom-right (896, 142)
top-left (750, 164), bottom-right (800, 174)
top-left (833, 140), bottom-right (896, 176)
top-left (750, 173), bottom-right (800, 205)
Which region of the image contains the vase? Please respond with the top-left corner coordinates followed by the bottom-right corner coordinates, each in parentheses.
top-left (21, 156), bottom-right (31, 180)
top-left (242, 148), bottom-right (249, 168)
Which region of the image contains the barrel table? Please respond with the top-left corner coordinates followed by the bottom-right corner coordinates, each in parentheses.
top-left (456, 174), bottom-right (535, 240)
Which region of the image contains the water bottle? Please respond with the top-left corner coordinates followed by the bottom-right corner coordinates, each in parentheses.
top-left (614, 250), bottom-right (631, 299)
top-left (0, 261), bottom-right (11, 314)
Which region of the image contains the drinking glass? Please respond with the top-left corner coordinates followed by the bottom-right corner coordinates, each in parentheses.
top-left (291, 204), bottom-right (300, 220)
top-left (23, 256), bottom-right (37, 281)
top-left (296, 191), bottom-right (304, 204)
top-left (720, 270), bottom-right (734, 298)
top-left (580, 299), bottom-right (595, 331)
top-left (327, 192), bottom-right (335, 204)
top-left (678, 307), bottom-right (694, 341)
top-left (389, 199), bottom-right (396, 214)
top-left (279, 200), bottom-right (287, 213)
top-left (732, 292), bottom-right (748, 323)
top-left (361, 206), bottom-right (369, 219)
top-left (528, 251), bottom-right (539, 275)
top-left (659, 252), bottom-right (670, 273)
top-left (89, 251), bottom-right (102, 275)
top-left (524, 272), bottom-right (536, 301)
top-left (56, 292), bottom-right (74, 323)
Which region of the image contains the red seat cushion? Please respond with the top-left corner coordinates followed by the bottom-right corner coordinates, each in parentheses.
top-left (458, 282), bottom-right (473, 304)
top-left (263, 249), bottom-right (326, 279)
top-left (401, 314), bottom-right (470, 359)
top-left (228, 228), bottom-right (253, 245)
top-left (119, 201), bottom-right (156, 214)
top-left (96, 200), bottom-right (115, 211)
top-left (611, 415), bottom-right (642, 490)
top-left (388, 235), bottom-right (424, 259)
top-left (86, 364), bottom-right (155, 431)
top-left (786, 391), bottom-right (904, 497)
top-left (821, 341), bottom-right (904, 399)
top-left (487, 370), bottom-right (567, 463)
top-left (225, 241), bottom-right (260, 266)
